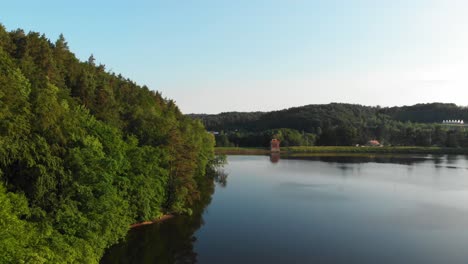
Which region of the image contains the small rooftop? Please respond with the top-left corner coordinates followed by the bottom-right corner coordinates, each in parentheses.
top-left (442, 120), bottom-right (464, 124)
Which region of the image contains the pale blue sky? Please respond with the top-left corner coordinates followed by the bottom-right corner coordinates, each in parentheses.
top-left (2, 1), bottom-right (468, 113)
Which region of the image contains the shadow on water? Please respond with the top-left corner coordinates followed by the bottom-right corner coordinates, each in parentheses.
top-left (281, 154), bottom-right (455, 166)
top-left (101, 154), bottom-right (468, 264)
top-left (100, 176), bottom-right (216, 264)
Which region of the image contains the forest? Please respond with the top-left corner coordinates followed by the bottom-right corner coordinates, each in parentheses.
top-left (191, 103), bottom-right (468, 148)
top-left (0, 24), bottom-right (218, 263)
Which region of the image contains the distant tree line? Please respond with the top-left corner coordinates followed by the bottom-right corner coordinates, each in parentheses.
top-left (0, 25), bottom-right (216, 263)
top-left (215, 128), bottom-right (316, 147)
top-left (191, 103), bottom-right (468, 148)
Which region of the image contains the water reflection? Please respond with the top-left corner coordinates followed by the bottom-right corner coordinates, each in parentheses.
top-left (101, 177), bottom-right (215, 264)
top-left (102, 154), bottom-right (468, 264)
top-left (213, 169), bottom-right (228, 188)
top-left (269, 152), bottom-right (280, 163)
top-left (277, 154), bottom-right (468, 168)
top-left (286, 155), bottom-right (433, 165)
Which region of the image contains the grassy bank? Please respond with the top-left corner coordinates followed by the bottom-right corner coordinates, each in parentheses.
top-left (216, 146), bottom-right (468, 155)
top-left (215, 147), bottom-right (270, 155)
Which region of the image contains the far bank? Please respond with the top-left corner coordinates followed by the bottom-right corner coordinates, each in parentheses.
top-left (215, 146), bottom-right (468, 155)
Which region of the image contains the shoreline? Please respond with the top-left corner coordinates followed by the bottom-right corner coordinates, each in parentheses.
top-left (130, 214), bottom-right (175, 229)
top-left (215, 146), bottom-right (468, 155)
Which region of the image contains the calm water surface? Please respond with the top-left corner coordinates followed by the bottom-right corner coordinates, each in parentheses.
top-left (102, 155), bottom-right (468, 264)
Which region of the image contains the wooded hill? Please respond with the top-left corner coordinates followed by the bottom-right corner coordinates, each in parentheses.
top-left (191, 103), bottom-right (468, 147)
top-left (0, 25), bottom-right (216, 263)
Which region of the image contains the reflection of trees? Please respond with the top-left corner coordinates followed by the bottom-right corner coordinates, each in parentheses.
top-left (285, 155), bottom-right (436, 166)
top-left (101, 176), bottom-right (215, 264)
top-left (446, 154), bottom-right (458, 164)
top-left (214, 169), bottom-right (228, 188)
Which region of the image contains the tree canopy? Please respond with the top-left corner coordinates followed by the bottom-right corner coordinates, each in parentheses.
top-left (191, 103), bottom-right (468, 147)
top-left (0, 24), bottom-right (215, 263)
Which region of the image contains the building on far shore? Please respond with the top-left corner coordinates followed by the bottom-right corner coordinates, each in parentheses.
top-left (270, 139), bottom-right (280, 152)
top-left (442, 120), bottom-right (464, 125)
top-left (442, 120), bottom-right (467, 131)
top-left (366, 140), bottom-right (381, 147)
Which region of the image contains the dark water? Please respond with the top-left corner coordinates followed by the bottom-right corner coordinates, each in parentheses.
top-left (102, 155), bottom-right (468, 264)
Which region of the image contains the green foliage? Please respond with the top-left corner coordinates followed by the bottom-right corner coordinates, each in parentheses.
top-left (216, 146), bottom-right (468, 155)
top-left (283, 146), bottom-right (468, 154)
top-left (269, 128), bottom-right (316, 147)
top-left (193, 103), bottom-right (468, 148)
top-left (381, 103), bottom-right (468, 123)
top-left (0, 183), bottom-right (37, 263)
top-left (0, 24), bottom-right (215, 263)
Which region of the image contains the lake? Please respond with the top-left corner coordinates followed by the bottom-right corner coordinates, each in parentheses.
top-left (102, 154), bottom-right (468, 264)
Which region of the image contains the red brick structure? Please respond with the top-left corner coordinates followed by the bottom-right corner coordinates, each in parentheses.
top-left (367, 140), bottom-right (381, 146)
top-left (270, 138), bottom-right (280, 152)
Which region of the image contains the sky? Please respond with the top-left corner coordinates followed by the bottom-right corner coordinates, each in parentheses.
top-left (2, 0), bottom-right (468, 114)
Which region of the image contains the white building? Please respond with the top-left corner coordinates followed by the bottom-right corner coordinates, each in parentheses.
top-left (442, 120), bottom-right (464, 125)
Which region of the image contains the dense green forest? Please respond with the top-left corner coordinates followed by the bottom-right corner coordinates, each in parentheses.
top-left (191, 103), bottom-right (468, 148)
top-left (0, 25), bottom-right (218, 263)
